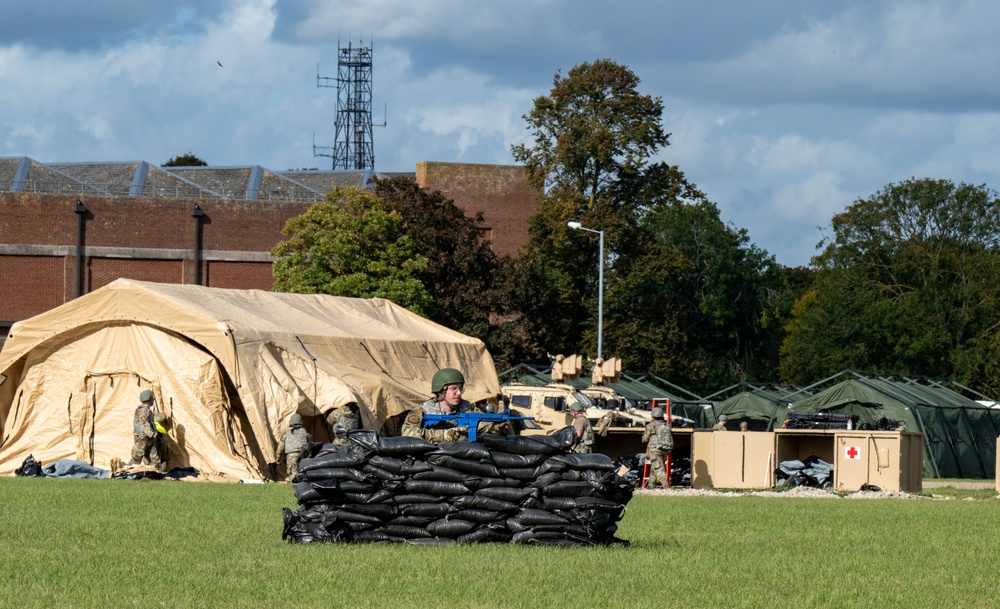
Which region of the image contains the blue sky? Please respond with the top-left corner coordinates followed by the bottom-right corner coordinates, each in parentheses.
top-left (3, 0), bottom-right (1000, 267)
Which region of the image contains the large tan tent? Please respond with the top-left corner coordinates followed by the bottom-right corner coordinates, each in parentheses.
top-left (0, 279), bottom-right (500, 480)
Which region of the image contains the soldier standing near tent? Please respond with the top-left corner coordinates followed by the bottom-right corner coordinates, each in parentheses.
top-left (402, 368), bottom-right (482, 444)
top-left (713, 414), bottom-right (729, 431)
top-left (276, 414), bottom-right (311, 482)
top-left (569, 402), bottom-right (595, 453)
top-left (131, 390), bottom-right (163, 470)
top-left (327, 402), bottom-right (361, 447)
top-left (642, 407), bottom-right (673, 489)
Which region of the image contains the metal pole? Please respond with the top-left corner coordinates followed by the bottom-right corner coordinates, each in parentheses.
top-left (597, 228), bottom-right (603, 360)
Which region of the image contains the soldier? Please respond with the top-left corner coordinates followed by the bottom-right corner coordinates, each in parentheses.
top-left (276, 413), bottom-right (311, 482)
top-left (642, 407), bottom-right (673, 489)
top-left (713, 414), bottom-right (729, 431)
top-left (327, 402), bottom-right (361, 447)
top-left (740, 421), bottom-right (749, 432)
top-left (131, 390), bottom-right (164, 470)
top-left (569, 402), bottom-right (595, 453)
top-left (402, 368), bottom-right (483, 444)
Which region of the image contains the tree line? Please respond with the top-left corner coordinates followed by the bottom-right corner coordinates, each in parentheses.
top-left (272, 59), bottom-right (1000, 398)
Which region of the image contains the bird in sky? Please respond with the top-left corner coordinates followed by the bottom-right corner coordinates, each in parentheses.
top-left (217, 61), bottom-right (223, 67)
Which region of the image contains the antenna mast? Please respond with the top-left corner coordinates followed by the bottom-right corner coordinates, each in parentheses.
top-left (315, 39), bottom-right (383, 170)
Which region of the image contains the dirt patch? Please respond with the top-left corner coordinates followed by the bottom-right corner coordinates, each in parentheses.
top-left (921, 480), bottom-right (994, 489)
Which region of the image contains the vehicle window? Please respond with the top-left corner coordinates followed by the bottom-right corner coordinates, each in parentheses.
top-left (510, 395), bottom-right (531, 408)
top-left (572, 392), bottom-right (595, 407)
top-left (543, 396), bottom-right (566, 411)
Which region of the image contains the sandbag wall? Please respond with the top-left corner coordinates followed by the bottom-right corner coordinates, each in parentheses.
top-left (282, 427), bottom-right (635, 546)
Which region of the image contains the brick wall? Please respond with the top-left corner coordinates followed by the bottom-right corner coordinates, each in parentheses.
top-left (416, 162), bottom-right (540, 258)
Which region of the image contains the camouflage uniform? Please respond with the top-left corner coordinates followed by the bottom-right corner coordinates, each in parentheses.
top-left (277, 423), bottom-right (311, 482)
top-left (327, 404), bottom-right (361, 447)
top-left (570, 414), bottom-right (595, 453)
top-left (642, 420), bottom-right (673, 489)
top-left (131, 403), bottom-right (164, 469)
top-left (401, 398), bottom-right (482, 444)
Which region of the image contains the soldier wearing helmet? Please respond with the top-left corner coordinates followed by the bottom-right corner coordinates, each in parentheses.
top-left (569, 401), bottom-right (595, 453)
top-left (642, 406), bottom-right (673, 489)
top-left (713, 414), bottom-right (729, 431)
top-left (401, 368), bottom-right (483, 444)
top-left (130, 389), bottom-right (165, 470)
top-left (276, 413), bottom-right (312, 482)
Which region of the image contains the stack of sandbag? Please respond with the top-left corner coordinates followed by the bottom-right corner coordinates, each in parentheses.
top-left (282, 427), bottom-right (635, 546)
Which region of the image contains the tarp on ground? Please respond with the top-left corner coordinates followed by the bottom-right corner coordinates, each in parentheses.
top-left (0, 278), bottom-right (500, 480)
top-left (781, 377), bottom-right (998, 479)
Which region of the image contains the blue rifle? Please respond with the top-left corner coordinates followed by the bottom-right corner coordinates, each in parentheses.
top-left (421, 412), bottom-right (534, 442)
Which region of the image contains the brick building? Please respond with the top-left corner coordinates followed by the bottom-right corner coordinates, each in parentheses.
top-left (0, 157), bottom-right (540, 344)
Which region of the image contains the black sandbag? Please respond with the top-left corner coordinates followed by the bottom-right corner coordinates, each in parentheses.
top-left (361, 463), bottom-right (406, 482)
top-left (489, 451), bottom-right (547, 469)
top-left (453, 494), bottom-right (518, 512)
top-left (398, 502), bottom-right (453, 518)
top-left (369, 454), bottom-right (433, 475)
top-left (387, 515), bottom-right (436, 527)
top-left (567, 507), bottom-right (618, 529)
top-left (426, 518), bottom-right (478, 538)
top-left (346, 521), bottom-right (377, 533)
top-left (549, 453), bottom-right (615, 470)
top-left (342, 489), bottom-right (394, 505)
top-left (391, 493), bottom-right (445, 504)
top-left (402, 479), bottom-right (469, 496)
top-left (293, 482), bottom-right (323, 505)
top-left (465, 476), bottom-right (522, 491)
top-left (311, 480), bottom-right (378, 495)
top-left (426, 454), bottom-right (500, 478)
top-left (349, 530), bottom-right (402, 543)
top-left (335, 509), bottom-right (386, 524)
top-left (431, 441), bottom-right (491, 461)
top-left (450, 508), bottom-right (505, 524)
top-left (507, 508), bottom-right (569, 527)
top-left (376, 436), bottom-right (437, 457)
top-left (14, 454), bottom-right (43, 477)
top-left (476, 486), bottom-right (538, 503)
top-left (342, 503), bottom-right (396, 519)
top-left (541, 480), bottom-right (601, 498)
top-left (574, 496), bottom-right (624, 511)
top-left (512, 530), bottom-right (574, 543)
top-left (520, 497), bottom-right (544, 509)
top-left (457, 528), bottom-right (512, 544)
top-left (479, 432), bottom-right (571, 456)
top-left (540, 496), bottom-right (578, 510)
top-left (412, 465), bottom-right (468, 483)
top-left (380, 525), bottom-right (433, 539)
top-left (348, 430), bottom-right (381, 452)
top-left (531, 472), bottom-right (564, 488)
top-left (299, 467), bottom-right (366, 483)
top-left (299, 445), bottom-right (370, 470)
top-left (282, 506), bottom-right (350, 543)
top-left (497, 467), bottom-right (537, 481)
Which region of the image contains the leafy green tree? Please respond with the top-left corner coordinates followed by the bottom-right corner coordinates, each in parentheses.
top-left (162, 152), bottom-right (208, 167)
top-left (780, 178), bottom-right (1000, 393)
top-left (372, 176), bottom-right (502, 340)
top-left (271, 187), bottom-right (432, 314)
top-left (508, 59), bottom-right (669, 361)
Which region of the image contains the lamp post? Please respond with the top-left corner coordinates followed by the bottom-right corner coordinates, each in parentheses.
top-left (567, 221), bottom-right (604, 360)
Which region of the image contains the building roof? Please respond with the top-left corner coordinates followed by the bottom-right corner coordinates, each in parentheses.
top-left (0, 157), bottom-right (403, 202)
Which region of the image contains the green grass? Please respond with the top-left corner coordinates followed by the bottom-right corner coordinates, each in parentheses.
top-left (1, 477), bottom-right (999, 608)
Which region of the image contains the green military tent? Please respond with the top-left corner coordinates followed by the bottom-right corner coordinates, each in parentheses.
top-left (710, 391), bottom-right (791, 431)
top-left (782, 376), bottom-right (999, 478)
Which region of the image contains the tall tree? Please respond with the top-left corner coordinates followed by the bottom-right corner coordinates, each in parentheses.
top-left (780, 178), bottom-right (1000, 393)
top-left (508, 59), bottom-right (669, 361)
top-left (271, 187), bottom-right (432, 314)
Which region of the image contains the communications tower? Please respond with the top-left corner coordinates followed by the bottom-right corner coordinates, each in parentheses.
top-left (314, 40), bottom-right (382, 170)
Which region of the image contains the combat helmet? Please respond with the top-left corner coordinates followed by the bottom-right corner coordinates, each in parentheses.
top-left (431, 368), bottom-right (465, 393)
top-left (290, 413), bottom-right (304, 427)
top-left (139, 389), bottom-right (155, 403)
top-left (569, 402), bottom-right (585, 413)
top-left (651, 407), bottom-right (664, 419)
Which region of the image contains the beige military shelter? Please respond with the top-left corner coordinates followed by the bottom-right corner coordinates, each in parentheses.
top-left (0, 279), bottom-right (500, 480)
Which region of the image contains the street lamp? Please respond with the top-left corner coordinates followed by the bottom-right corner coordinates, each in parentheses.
top-left (567, 221), bottom-right (604, 360)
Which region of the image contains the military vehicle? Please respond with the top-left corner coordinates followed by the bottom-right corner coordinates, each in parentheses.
top-left (500, 382), bottom-right (652, 459)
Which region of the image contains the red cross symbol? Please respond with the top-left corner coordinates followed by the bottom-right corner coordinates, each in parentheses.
top-left (846, 446), bottom-right (860, 460)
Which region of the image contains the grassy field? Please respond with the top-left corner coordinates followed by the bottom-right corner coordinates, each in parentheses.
top-left (1, 477), bottom-right (998, 609)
